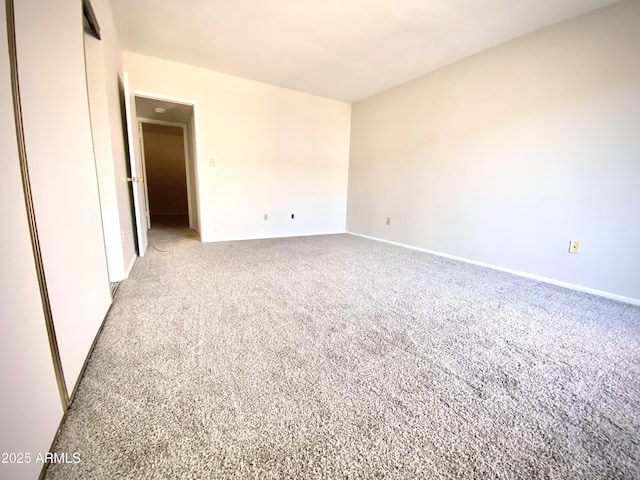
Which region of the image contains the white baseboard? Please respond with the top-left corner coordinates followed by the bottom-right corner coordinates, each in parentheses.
top-left (201, 231), bottom-right (345, 243)
top-left (347, 232), bottom-right (640, 306)
top-left (124, 254), bottom-right (137, 279)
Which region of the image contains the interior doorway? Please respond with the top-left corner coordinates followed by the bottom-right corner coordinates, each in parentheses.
top-left (134, 95), bottom-right (200, 233)
top-left (140, 122), bottom-right (189, 228)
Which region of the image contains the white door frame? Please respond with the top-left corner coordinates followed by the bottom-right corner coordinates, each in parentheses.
top-left (137, 118), bottom-right (194, 229)
top-left (135, 122), bottom-right (151, 230)
top-left (132, 90), bottom-right (201, 233)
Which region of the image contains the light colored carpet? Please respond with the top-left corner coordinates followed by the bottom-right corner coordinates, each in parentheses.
top-left (46, 228), bottom-right (640, 479)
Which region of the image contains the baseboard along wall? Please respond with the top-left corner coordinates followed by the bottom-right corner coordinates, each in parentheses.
top-left (347, 232), bottom-right (640, 306)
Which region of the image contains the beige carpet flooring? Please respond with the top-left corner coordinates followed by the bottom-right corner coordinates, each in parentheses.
top-left (45, 227), bottom-right (640, 479)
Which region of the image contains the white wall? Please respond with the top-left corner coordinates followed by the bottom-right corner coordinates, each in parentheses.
top-left (15, 0), bottom-right (112, 393)
top-left (123, 52), bottom-right (352, 242)
top-left (347, 0), bottom-right (640, 302)
top-left (86, 0), bottom-right (137, 279)
top-left (0, 5), bottom-right (63, 480)
top-left (84, 28), bottom-right (124, 281)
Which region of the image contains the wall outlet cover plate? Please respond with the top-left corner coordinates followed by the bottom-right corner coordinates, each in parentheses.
top-left (569, 240), bottom-right (580, 254)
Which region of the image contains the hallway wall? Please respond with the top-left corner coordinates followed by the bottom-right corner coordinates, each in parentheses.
top-left (142, 123), bottom-right (188, 217)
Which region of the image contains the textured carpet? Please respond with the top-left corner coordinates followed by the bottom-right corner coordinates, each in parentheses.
top-left (46, 228), bottom-right (640, 479)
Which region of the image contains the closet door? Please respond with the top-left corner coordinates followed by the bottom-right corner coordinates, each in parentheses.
top-left (0, 3), bottom-right (63, 479)
top-left (13, 0), bottom-right (112, 395)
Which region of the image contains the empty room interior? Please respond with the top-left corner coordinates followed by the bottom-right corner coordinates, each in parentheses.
top-left (1, 0), bottom-right (639, 479)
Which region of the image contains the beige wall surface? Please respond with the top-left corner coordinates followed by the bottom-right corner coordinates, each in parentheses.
top-left (142, 123), bottom-right (188, 216)
top-left (347, 0), bottom-right (640, 301)
top-left (14, 0), bottom-right (112, 393)
top-left (0, 4), bottom-right (63, 480)
top-left (123, 52), bottom-right (352, 242)
top-left (88, 0), bottom-right (138, 279)
top-left (85, 28), bottom-right (125, 281)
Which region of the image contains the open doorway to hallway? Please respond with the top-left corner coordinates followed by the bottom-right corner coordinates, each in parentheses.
top-left (140, 123), bottom-right (189, 228)
top-left (134, 95), bottom-right (200, 234)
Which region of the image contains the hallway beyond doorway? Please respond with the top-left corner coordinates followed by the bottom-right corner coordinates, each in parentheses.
top-left (150, 214), bottom-right (189, 229)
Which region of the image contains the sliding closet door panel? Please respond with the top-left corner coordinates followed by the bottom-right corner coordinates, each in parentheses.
top-left (13, 0), bottom-right (111, 394)
top-left (0, 4), bottom-right (63, 479)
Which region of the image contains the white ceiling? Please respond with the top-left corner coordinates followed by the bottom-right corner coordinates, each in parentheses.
top-left (135, 96), bottom-right (193, 124)
top-left (110, 0), bottom-right (621, 103)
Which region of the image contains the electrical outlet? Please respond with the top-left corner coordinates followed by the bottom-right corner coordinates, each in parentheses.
top-left (291, 214), bottom-right (295, 219)
top-left (264, 214), bottom-right (268, 221)
top-left (386, 217), bottom-right (391, 226)
top-left (568, 240), bottom-right (580, 254)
